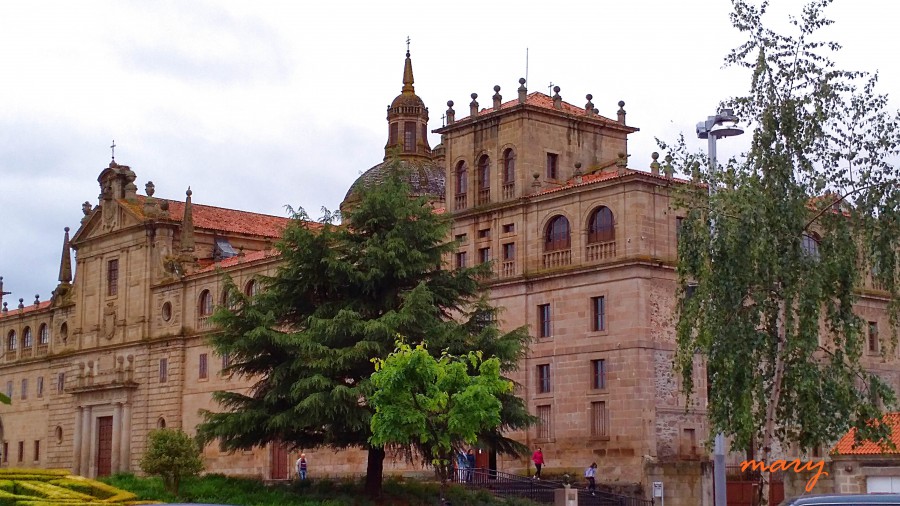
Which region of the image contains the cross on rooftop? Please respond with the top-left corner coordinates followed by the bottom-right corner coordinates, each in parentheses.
top-left (548, 82), bottom-right (554, 94)
top-left (110, 140), bottom-right (116, 162)
top-left (441, 113), bottom-right (446, 127)
top-left (406, 36), bottom-right (410, 53)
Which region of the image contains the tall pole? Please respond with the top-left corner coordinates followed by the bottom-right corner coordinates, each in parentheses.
top-left (697, 109), bottom-right (743, 506)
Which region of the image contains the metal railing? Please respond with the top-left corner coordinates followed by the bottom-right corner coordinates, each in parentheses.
top-left (452, 468), bottom-right (653, 506)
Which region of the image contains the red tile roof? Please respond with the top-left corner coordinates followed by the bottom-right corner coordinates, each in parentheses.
top-left (466, 92), bottom-right (622, 126)
top-left (195, 248), bottom-right (279, 274)
top-left (0, 300), bottom-right (52, 320)
top-left (531, 168), bottom-right (693, 197)
top-left (831, 413), bottom-right (900, 455)
top-left (120, 196), bottom-right (292, 238)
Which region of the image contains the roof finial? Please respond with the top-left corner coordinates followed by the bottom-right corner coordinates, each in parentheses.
top-left (402, 38), bottom-right (415, 93)
top-left (110, 140), bottom-right (116, 162)
top-left (58, 227), bottom-right (72, 284)
top-left (181, 187), bottom-right (195, 254)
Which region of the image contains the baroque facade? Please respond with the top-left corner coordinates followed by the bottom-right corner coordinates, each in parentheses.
top-left (1, 51), bottom-right (897, 505)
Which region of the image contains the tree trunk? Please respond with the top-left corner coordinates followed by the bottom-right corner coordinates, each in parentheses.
top-left (759, 304), bottom-right (788, 506)
top-left (364, 446), bottom-right (385, 498)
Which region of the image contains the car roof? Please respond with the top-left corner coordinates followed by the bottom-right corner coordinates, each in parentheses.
top-left (781, 494), bottom-right (900, 505)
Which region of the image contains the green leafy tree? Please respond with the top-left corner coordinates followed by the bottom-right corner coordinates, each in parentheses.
top-left (370, 340), bottom-right (511, 502)
top-left (196, 163), bottom-right (533, 497)
top-left (139, 428), bottom-right (204, 496)
top-left (666, 1), bottom-right (900, 503)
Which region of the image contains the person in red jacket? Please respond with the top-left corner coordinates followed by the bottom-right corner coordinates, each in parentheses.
top-left (532, 447), bottom-right (544, 479)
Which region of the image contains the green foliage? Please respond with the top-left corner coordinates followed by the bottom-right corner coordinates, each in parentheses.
top-left (196, 162), bottom-right (533, 495)
top-left (100, 472), bottom-right (537, 506)
top-left (664, 0), bottom-right (900, 458)
top-left (369, 340), bottom-right (512, 486)
top-left (139, 429), bottom-right (204, 496)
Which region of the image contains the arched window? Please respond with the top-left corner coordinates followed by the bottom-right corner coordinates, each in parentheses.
top-left (199, 289), bottom-right (214, 317)
top-left (6, 330), bottom-right (16, 351)
top-left (59, 322), bottom-right (68, 343)
top-left (22, 327), bottom-right (32, 348)
top-left (38, 324), bottom-right (49, 345)
top-left (502, 148), bottom-right (516, 184)
top-left (801, 233), bottom-right (821, 260)
top-left (157, 417), bottom-right (167, 429)
top-left (455, 161), bottom-right (468, 195)
top-left (545, 216), bottom-right (571, 251)
top-left (587, 206), bottom-right (615, 243)
top-left (245, 280), bottom-right (259, 297)
top-left (477, 155), bottom-right (490, 190)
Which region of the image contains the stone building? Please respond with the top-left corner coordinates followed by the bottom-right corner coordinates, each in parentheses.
top-left (0, 50), bottom-right (896, 505)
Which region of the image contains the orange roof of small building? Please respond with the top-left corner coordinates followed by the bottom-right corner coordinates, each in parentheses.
top-left (195, 248), bottom-right (280, 274)
top-left (0, 300), bottom-right (52, 320)
top-left (831, 413), bottom-right (900, 455)
top-left (119, 196), bottom-right (292, 238)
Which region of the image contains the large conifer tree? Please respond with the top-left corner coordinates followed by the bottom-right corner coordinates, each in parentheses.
top-left (196, 164), bottom-right (532, 496)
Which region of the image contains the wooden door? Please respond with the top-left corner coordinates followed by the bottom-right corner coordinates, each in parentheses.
top-left (474, 448), bottom-right (489, 469)
top-left (96, 416), bottom-right (113, 477)
top-left (270, 443), bottom-right (288, 480)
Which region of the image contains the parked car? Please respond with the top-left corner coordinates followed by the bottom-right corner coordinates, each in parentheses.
top-left (780, 494), bottom-right (900, 505)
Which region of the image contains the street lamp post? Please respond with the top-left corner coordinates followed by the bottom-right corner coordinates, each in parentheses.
top-left (696, 109), bottom-right (744, 506)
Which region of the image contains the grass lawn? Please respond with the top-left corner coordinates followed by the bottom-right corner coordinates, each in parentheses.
top-left (99, 473), bottom-right (540, 506)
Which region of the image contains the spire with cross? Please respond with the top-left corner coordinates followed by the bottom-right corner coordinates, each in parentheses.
top-left (110, 140), bottom-right (116, 162)
top-left (406, 36), bottom-right (410, 54)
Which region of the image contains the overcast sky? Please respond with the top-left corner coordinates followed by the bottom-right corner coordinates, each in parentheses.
top-left (1, 0), bottom-right (897, 305)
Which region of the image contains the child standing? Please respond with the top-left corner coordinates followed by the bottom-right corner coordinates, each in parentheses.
top-left (585, 462), bottom-right (597, 495)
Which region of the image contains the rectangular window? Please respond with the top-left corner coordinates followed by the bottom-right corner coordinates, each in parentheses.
top-left (868, 321), bottom-right (879, 353)
top-left (591, 401), bottom-right (608, 437)
top-left (478, 228), bottom-right (491, 239)
top-left (478, 247), bottom-right (490, 264)
top-left (159, 358), bottom-right (168, 383)
top-left (36, 377), bottom-right (43, 398)
top-left (684, 284), bottom-right (697, 300)
top-left (502, 223), bottom-right (515, 234)
top-left (546, 153), bottom-right (559, 180)
top-left (20, 379), bottom-right (27, 400)
top-left (107, 259), bottom-right (119, 296)
top-left (17, 441), bottom-right (23, 463)
top-left (389, 122), bottom-right (398, 146)
top-left (403, 122), bottom-right (416, 153)
top-left (675, 216), bottom-right (685, 242)
top-left (537, 364), bottom-right (551, 393)
top-left (591, 296), bottom-right (606, 331)
top-left (222, 352), bottom-right (232, 371)
top-left (592, 359), bottom-right (607, 390)
top-left (454, 233), bottom-right (467, 244)
top-left (199, 353), bottom-right (208, 380)
top-left (5, 381), bottom-right (11, 399)
top-left (538, 304), bottom-right (551, 338)
top-left (456, 251), bottom-right (468, 269)
top-left (2, 442), bottom-right (7, 463)
top-left (682, 428), bottom-right (697, 456)
top-left (33, 440), bottom-right (39, 462)
top-left (502, 243), bottom-right (515, 261)
top-left (56, 373), bottom-right (65, 393)
top-left (537, 405), bottom-right (552, 439)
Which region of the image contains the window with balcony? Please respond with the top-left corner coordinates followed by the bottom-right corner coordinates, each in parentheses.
top-left (199, 290), bottom-right (213, 317)
top-left (7, 330), bottom-right (16, 351)
top-left (476, 155), bottom-right (490, 204)
top-left (587, 206), bottom-right (615, 243)
top-left (502, 243), bottom-right (515, 261)
top-left (545, 216), bottom-right (571, 251)
top-left (38, 324), bottom-right (49, 345)
top-left (22, 327), bottom-right (32, 348)
top-left (455, 161), bottom-right (468, 210)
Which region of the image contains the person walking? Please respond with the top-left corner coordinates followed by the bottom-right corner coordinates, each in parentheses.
top-left (296, 453), bottom-right (308, 480)
top-left (456, 449), bottom-right (468, 482)
top-left (585, 462), bottom-right (597, 495)
top-left (531, 447), bottom-right (544, 479)
top-left (466, 449), bottom-right (476, 482)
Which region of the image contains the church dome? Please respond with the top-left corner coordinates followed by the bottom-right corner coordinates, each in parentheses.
top-left (343, 159), bottom-right (445, 207)
top-left (390, 92), bottom-right (425, 110)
